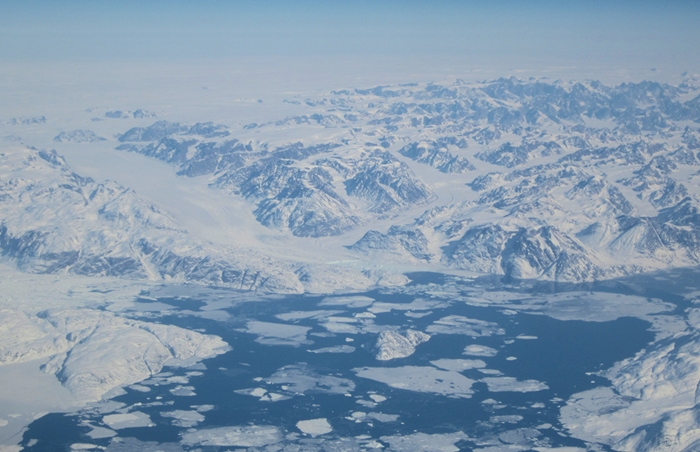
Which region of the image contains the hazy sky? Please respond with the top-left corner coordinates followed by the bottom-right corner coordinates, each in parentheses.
top-left (1, 0), bottom-right (699, 95)
top-left (1, 1), bottom-right (698, 67)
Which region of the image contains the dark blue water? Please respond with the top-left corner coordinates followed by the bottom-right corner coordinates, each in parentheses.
top-left (19, 269), bottom-right (688, 451)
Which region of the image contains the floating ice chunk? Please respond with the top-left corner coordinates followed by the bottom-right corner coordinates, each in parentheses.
top-left (463, 345), bottom-right (499, 357)
top-left (69, 444), bottom-right (104, 450)
top-left (427, 316), bottom-right (504, 337)
top-left (259, 392), bottom-right (288, 402)
top-left (405, 311), bottom-right (432, 318)
top-left (380, 431), bottom-right (469, 451)
top-left (276, 310), bottom-right (343, 321)
top-left (181, 425), bottom-right (282, 447)
top-left (369, 299), bottom-right (448, 314)
top-left (251, 388), bottom-right (267, 397)
top-left (190, 405), bottom-right (214, 413)
top-left (506, 356), bottom-right (517, 361)
top-left (369, 394), bottom-right (387, 403)
top-left (296, 418), bottom-right (332, 436)
top-left (430, 359), bottom-right (486, 372)
top-left (482, 377), bottom-right (548, 393)
top-left (169, 385), bottom-right (196, 396)
top-left (245, 321), bottom-right (310, 346)
top-left (374, 330), bottom-right (430, 360)
top-left (102, 411), bottom-right (153, 429)
top-left (349, 411), bottom-right (399, 423)
top-left (321, 317), bottom-right (361, 334)
top-left (516, 335), bottom-right (538, 340)
top-left (320, 296), bottom-right (375, 308)
top-left (234, 387), bottom-right (286, 402)
top-left (355, 311), bottom-right (376, 319)
top-left (308, 345), bottom-right (355, 354)
top-left (497, 427), bottom-right (540, 445)
top-left (192, 404), bottom-right (214, 412)
top-left (161, 410), bottom-right (204, 427)
top-left (128, 384), bottom-right (150, 393)
top-left (478, 369), bottom-right (502, 375)
top-left (491, 415), bottom-right (523, 423)
top-left (354, 366), bottom-right (475, 398)
top-left (267, 364), bottom-right (355, 396)
top-left (84, 424), bottom-right (116, 439)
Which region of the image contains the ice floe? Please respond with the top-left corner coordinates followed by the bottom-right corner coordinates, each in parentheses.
top-left (348, 411), bottom-right (399, 423)
top-left (84, 424), bottom-right (116, 439)
top-left (296, 418), bottom-right (332, 436)
top-left (427, 316), bottom-right (505, 336)
top-left (463, 344), bottom-right (499, 357)
top-left (180, 425), bottom-right (282, 447)
top-left (368, 298), bottom-right (448, 314)
top-left (380, 431), bottom-right (470, 451)
top-left (354, 366), bottom-right (475, 398)
top-left (308, 345), bottom-right (355, 354)
top-left (481, 377), bottom-right (548, 393)
top-left (430, 359), bottom-right (487, 372)
top-left (276, 310), bottom-right (343, 321)
top-left (102, 411), bottom-right (153, 429)
top-left (236, 364), bottom-right (354, 401)
top-left (319, 296), bottom-right (375, 308)
top-left (161, 409), bottom-right (204, 427)
top-left (244, 320), bottom-right (311, 346)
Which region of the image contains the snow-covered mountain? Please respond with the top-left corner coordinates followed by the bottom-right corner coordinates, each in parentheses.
top-left (3, 76), bottom-right (700, 285)
top-left (0, 146), bottom-right (303, 293)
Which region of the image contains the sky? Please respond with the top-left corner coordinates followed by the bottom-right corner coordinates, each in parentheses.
top-left (1, 1), bottom-right (698, 68)
top-left (0, 1), bottom-right (699, 97)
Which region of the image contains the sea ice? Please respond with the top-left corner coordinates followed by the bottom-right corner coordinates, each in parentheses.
top-left (463, 345), bottom-right (499, 357)
top-left (319, 296), bottom-right (375, 308)
top-left (380, 431), bottom-right (470, 451)
top-left (245, 321), bottom-right (311, 346)
top-left (276, 310), bottom-right (343, 321)
top-left (180, 425), bottom-right (282, 447)
top-left (169, 386), bottom-right (196, 396)
top-left (84, 424), bottom-right (116, 439)
top-left (430, 359), bottom-right (487, 372)
top-left (427, 316), bottom-right (504, 337)
top-left (266, 364), bottom-right (355, 396)
top-left (354, 366), bottom-right (475, 398)
top-left (102, 411), bottom-right (153, 429)
top-left (307, 345), bottom-right (355, 354)
top-left (161, 410), bottom-right (204, 427)
top-left (69, 444), bottom-right (103, 450)
top-left (296, 418), bottom-right (332, 436)
top-left (368, 298), bottom-right (448, 314)
top-left (349, 411), bottom-right (399, 423)
top-left (481, 377), bottom-right (548, 393)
